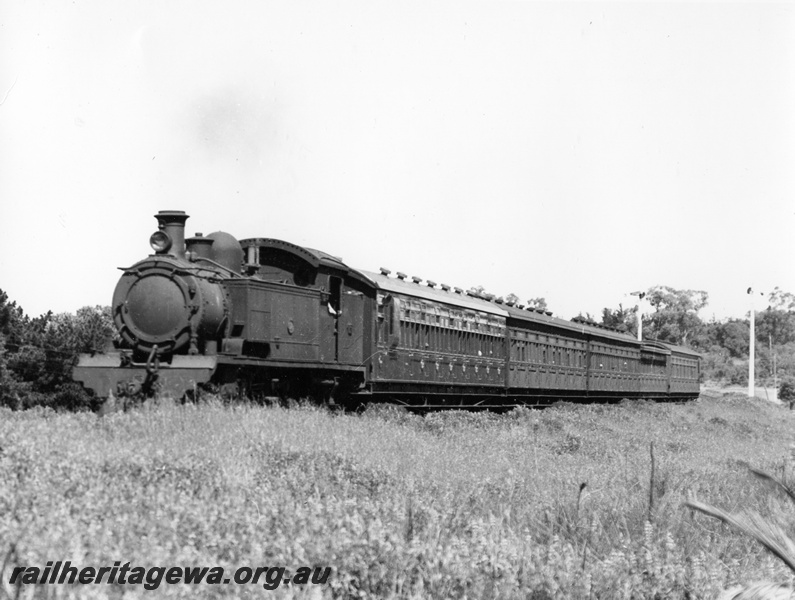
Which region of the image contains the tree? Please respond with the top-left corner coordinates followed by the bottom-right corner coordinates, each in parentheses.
top-left (713, 319), bottom-right (749, 358)
top-left (35, 307), bottom-right (116, 394)
top-left (0, 288), bottom-right (115, 409)
top-left (503, 292), bottom-right (546, 309)
top-left (0, 288), bottom-right (28, 346)
top-left (601, 304), bottom-right (636, 334)
top-left (573, 312), bottom-right (598, 325)
top-left (43, 306), bottom-right (116, 356)
top-left (769, 287), bottom-right (795, 312)
top-left (644, 286), bottom-right (708, 346)
top-left (468, 287), bottom-right (547, 310)
top-left (752, 288), bottom-right (795, 385)
top-left (526, 297), bottom-right (548, 311)
top-left (757, 288), bottom-right (795, 340)
top-left (0, 334), bottom-right (25, 408)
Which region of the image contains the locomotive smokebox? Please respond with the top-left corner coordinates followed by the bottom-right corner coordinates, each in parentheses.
top-left (112, 256), bottom-right (227, 357)
top-left (151, 210), bottom-right (189, 259)
top-left (113, 211), bottom-right (232, 358)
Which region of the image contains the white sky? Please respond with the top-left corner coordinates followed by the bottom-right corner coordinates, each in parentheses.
top-left (1, 1), bottom-right (793, 321)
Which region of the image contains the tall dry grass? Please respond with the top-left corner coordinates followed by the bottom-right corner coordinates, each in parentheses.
top-left (686, 460), bottom-right (795, 599)
top-left (1, 393), bottom-right (795, 598)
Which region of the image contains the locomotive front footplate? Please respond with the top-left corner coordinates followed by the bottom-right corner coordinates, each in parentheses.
top-left (73, 352), bottom-right (218, 399)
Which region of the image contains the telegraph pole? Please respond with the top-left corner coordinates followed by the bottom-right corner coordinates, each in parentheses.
top-left (748, 287), bottom-right (755, 398)
top-left (630, 291), bottom-right (646, 341)
top-left (773, 342), bottom-right (778, 395)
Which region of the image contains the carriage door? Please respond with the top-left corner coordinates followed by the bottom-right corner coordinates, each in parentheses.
top-left (323, 276), bottom-right (364, 365)
top-left (329, 276), bottom-right (342, 361)
top-left (339, 287), bottom-right (364, 365)
top-left (318, 276), bottom-right (341, 363)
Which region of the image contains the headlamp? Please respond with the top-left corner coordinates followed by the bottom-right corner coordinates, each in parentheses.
top-left (149, 231), bottom-right (173, 253)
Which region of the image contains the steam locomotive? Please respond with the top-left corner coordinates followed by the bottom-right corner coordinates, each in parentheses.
top-left (73, 210), bottom-right (700, 407)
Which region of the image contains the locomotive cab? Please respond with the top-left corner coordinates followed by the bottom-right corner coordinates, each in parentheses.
top-left (226, 238), bottom-right (370, 368)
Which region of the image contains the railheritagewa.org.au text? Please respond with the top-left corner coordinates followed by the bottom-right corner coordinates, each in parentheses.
top-left (8, 561), bottom-right (331, 591)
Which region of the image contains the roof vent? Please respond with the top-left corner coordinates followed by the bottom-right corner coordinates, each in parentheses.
top-left (441, 284), bottom-right (450, 292)
top-left (426, 280), bottom-right (436, 288)
top-left (454, 287), bottom-right (463, 294)
top-left (379, 267), bottom-right (391, 276)
top-left (396, 272), bottom-right (407, 280)
top-left (411, 276), bottom-right (422, 284)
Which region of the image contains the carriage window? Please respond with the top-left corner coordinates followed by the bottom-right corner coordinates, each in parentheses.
top-left (385, 295), bottom-right (401, 348)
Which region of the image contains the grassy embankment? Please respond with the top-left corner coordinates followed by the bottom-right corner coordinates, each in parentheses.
top-left (2, 393), bottom-right (795, 599)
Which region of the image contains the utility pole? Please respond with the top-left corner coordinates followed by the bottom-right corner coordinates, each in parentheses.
top-left (748, 287), bottom-right (755, 399)
top-left (767, 333), bottom-right (779, 402)
top-left (630, 291), bottom-right (646, 342)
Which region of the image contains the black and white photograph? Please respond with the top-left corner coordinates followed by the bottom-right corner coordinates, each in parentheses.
top-left (1, 1), bottom-right (794, 598)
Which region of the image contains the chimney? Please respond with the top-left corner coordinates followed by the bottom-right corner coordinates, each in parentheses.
top-left (154, 210), bottom-right (189, 260)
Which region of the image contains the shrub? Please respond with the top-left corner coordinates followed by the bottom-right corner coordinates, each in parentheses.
top-left (0, 289), bottom-right (113, 409)
top-left (779, 377), bottom-right (795, 404)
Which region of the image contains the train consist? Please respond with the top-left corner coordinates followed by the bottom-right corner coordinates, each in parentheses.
top-left (74, 211), bottom-right (701, 407)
